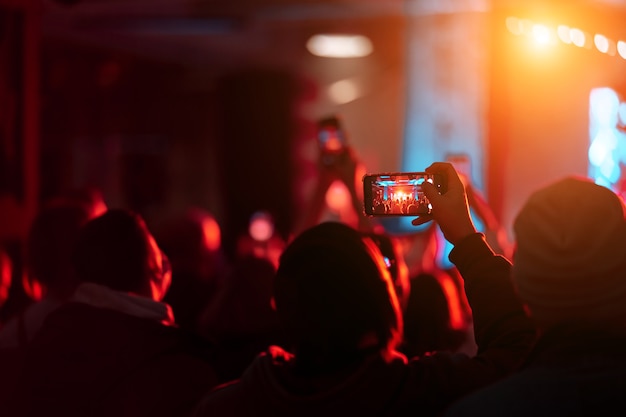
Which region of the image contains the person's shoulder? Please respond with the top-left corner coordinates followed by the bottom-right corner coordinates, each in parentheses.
top-left (193, 347), bottom-right (288, 416)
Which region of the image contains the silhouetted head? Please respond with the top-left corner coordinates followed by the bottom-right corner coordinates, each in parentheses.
top-left (202, 255), bottom-right (279, 336)
top-left (157, 207), bottom-right (223, 278)
top-left (25, 200), bottom-right (94, 300)
top-left (274, 222), bottom-right (403, 372)
top-left (53, 185), bottom-right (108, 219)
top-left (73, 209), bottom-right (170, 300)
top-left (513, 177), bottom-right (626, 327)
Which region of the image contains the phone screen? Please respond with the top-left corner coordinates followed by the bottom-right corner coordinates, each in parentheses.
top-left (318, 126), bottom-right (345, 153)
top-left (362, 172), bottom-right (444, 216)
top-left (317, 116), bottom-right (346, 154)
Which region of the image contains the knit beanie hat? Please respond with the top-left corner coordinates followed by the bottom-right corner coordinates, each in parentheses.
top-left (512, 177), bottom-right (626, 324)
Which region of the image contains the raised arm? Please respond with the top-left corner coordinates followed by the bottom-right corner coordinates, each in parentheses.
top-left (408, 162), bottom-right (537, 409)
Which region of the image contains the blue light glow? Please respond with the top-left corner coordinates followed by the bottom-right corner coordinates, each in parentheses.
top-left (589, 87), bottom-right (626, 194)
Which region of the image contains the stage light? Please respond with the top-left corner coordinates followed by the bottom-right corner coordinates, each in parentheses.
top-left (589, 130), bottom-right (617, 166)
top-left (600, 158), bottom-right (620, 183)
top-left (588, 87), bottom-right (626, 190)
top-left (328, 79), bottom-right (360, 104)
top-left (505, 16), bottom-right (522, 35)
top-left (594, 34), bottom-right (610, 54)
top-left (619, 102), bottom-right (626, 126)
top-left (618, 40), bottom-right (626, 59)
top-left (519, 19), bottom-right (534, 37)
top-left (532, 24), bottom-right (552, 45)
top-left (248, 211), bottom-right (274, 242)
top-left (325, 180), bottom-right (350, 211)
top-left (557, 25), bottom-right (571, 44)
top-left (570, 28), bottom-right (586, 47)
top-left (306, 34), bottom-right (373, 58)
top-left (590, 87), bottom-right (620, 127)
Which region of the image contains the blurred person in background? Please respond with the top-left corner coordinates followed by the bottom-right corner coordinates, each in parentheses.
top-left (400, 271), bottom-right (471, 358)
top-left (6, 209), bottom-right (219, 417)
top-left (156, 207), bottom-right (229, 334)
top-left (198, 255), bottom-right (287, 382)
top-left (236, 210), bottom-right (286, 270)
top-left (293, 114), bottom-right (372, 236)
top-left (0, 198), bottom-right (96, 348)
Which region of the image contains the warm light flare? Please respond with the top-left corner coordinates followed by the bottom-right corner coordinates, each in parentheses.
top-left (594, 34), bottom-right (610, 54)
top-left (328, 79), bottom-right (360, 104)
top-left (570, 28), bottom-right (586, 47)
top-left (306, 34), bottom-right (373, 58)
top-left (618, 40), bottom-right (626, 59)
top-left (505, 16), bottom-right (522, 35)
top-left (508, 17), bottom-right (625, 61)
top-left (249, 212), bottom-right (274, 242)
top-left (325, 180), bottom-right (351, 211)
top-left (532, 24), bottom-right (552, 45)
top-left (201, 217), bottom-right (221, 251)
top-left (557, 25), bottom-right (571, 44)
top-left (519, 19), bottom-right (534, 36)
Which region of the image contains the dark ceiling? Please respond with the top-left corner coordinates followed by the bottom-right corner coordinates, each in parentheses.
top-left (40, 0), bottom-right (408, 66)
top-left (39, 0), bottom-right (626, 66)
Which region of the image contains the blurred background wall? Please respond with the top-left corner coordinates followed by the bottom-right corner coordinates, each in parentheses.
top-left (1, 0), bottom-right (626, 256)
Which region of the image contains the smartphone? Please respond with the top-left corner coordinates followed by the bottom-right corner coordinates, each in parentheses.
top-left (317, 115), bottom-right (347, 155)
top-left (362, 172), bottom-right (445, 216)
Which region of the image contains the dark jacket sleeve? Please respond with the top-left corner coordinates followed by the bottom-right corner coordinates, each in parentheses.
top-left (407, 233), bottom-right (537, 412)
top-left (451, 232), bottom-right (537, 375)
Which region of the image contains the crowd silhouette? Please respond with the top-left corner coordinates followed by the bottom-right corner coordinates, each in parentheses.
top-left (2, 117), bottom-right (626, 417)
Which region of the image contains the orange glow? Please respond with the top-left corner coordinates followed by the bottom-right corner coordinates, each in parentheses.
top-left (519, 19), bottom-right (534, 37)
top-left (328, 79), bottom-right (360, 105)
top-left (505, 16), bottom-right (522, 36)
top-left (532, 24), bottom-right (552, 45)
top-left (437, 273), bottom-right (465, 330)
top-left (148, 235), bottom-right (170, 301)
top-left (201, 216), bottom-right (221, 251)
top-left (325, 180), bottom-right (351, 211)
top-left (504, 15), bottom-right (625, 60)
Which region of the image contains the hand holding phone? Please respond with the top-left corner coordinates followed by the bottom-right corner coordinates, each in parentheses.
top-left (317, 115), bottom-right (348, 166)
top-left (412, 162), bottom-right (477, 245)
